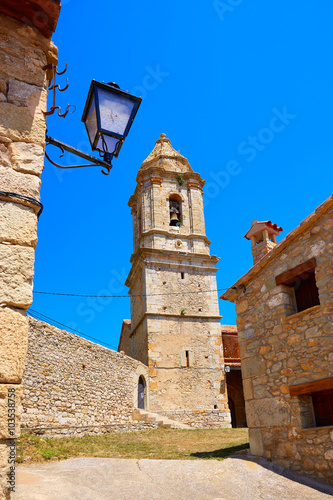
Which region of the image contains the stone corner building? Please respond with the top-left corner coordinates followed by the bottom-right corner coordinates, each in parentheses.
top-left (222, 195), bottom-right (333, 483)
top-left (119, 134), bottom-right (231, 428)
top-left (0, 1), bottom-right (60, 498)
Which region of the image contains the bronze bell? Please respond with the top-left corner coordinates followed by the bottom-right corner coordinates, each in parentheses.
top-left (170, 213), bottom-right (180, 226)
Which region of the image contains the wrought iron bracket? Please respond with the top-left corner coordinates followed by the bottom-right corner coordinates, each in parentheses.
top-left (42, 63), bottom-right (75, 118)
top-left (45, 135), bottom-right (113, 175)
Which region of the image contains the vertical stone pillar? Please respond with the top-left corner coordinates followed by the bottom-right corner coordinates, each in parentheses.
top-left (0, 8), bottom-right (59, 498)
top-left (188, 182), bottom-right (205, 235)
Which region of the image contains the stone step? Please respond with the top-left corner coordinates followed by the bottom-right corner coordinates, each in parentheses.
top-left (132, 409), bottom-right (190, 429)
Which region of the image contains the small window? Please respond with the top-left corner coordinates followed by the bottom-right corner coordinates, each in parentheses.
top-left (275, 258), bottom-right (320, 313)
top-left (290, 377), bottom-right (333, 428)
top-left (312, 389), bottom-right (333, 427)
top-left (185, 350), bottom-right (189, 367)
top-left (181, 272), bottom-right (185, 279)
top-left (294, 271), bottom-right (320, 312)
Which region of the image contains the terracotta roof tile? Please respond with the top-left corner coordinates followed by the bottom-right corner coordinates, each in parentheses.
top-left (221, 325), bottom-right (238, 334)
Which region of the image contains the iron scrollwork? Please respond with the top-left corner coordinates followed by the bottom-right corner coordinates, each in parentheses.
top-left (45, 136), bottom-right (113, 176)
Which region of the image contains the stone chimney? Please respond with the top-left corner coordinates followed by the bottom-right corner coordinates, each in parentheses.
top-left (245, 220), bottom-right (283, 265)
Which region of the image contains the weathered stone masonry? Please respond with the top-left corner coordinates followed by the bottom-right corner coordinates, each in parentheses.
top-left (0, 3), bottom-right (60, 498)
top-left (21, 318), bottom-right (151, 437)
top-left (222, 196), bottom-right (333, 483)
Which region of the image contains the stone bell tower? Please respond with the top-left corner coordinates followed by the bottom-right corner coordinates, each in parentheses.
top-left (124, 134), bottom-right (231, 427)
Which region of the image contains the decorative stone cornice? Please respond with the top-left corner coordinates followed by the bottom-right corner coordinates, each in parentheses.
top-left (130, 312), bottom-right (222, 337)
top-left (187, 181), bottom-right (202, 191)
top-left (126, 246), bottom-right (219, 288)
top-left (150, 176), bottom-right (163, 185)
top-left (128, 169), bottom-right (205, 208)
top-left (135, 229), bottom-right (211, 247)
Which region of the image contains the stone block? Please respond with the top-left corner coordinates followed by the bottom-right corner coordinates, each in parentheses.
top-left (0, 15), bottom-right (49, 86)
top-left (275, 442), bottom-right (301, 460)
top-left (0, 202), bottom-right (37, 247)
top-left (0, 100), bottom-right (46, 146)
top-left (235, 300), bottom-right (248, 315)
top-left (0, 245), bottom-right (35, 308)
top-left (242, 378), bottom-right (253, 400)
top-left (0, 442), bottom-right (10, 500)
top-left (267, 293), bottom-right (291, 308)
top-left (0, 308), bottom-right (28, 383)
top-left (249, 428), bottom-right (264, 456)
top-left (245, 397), bottom-right (289, 427)
top-left (0, 165), bottom-right (41, 200)
top-left (241, 357), bottom-right (266, 379)
top-left (0, 384), bottom-right (22, 439)
top-left (8, 142), bottom-right (44, 176)
top-left (7, 80), bottom-right (43, 112)
top-left (0, 145), bottom-right (11, 168)
top-left (238, 328), bottom-right (254, 340)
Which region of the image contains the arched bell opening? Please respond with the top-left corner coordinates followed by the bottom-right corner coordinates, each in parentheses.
top-left (169, 194), bottom-right (182, 227)
top-left (138, 375), bottom-right (146, 409)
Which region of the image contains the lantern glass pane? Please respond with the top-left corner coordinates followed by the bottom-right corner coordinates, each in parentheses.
top-left (97, 87), bottom-right (136, 137)
top-left (85, 96), bottom-right (98, 146)
top-left (96, 135), bottom-right (121, 155)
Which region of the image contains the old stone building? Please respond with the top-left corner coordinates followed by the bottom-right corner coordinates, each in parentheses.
top-left (21, 317), bottom-right (157, 437)
top-left (118, 134), bottom-right (232, 427)
top-left (222, 196), bottom-right (333, 483)
top-left (0, 1), bottom-right (60, 498)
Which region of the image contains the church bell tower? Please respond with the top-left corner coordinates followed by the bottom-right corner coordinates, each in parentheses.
top-left (124, 134), bottom-right (231, 426)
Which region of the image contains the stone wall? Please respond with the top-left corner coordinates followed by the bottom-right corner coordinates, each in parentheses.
top-left (222, 197), bottom-right (333, 483)
top-left (21, 318), bottom-right (150, 437)
top-left (0, 8), bottom-right (58, 498)
top-left (155, 409), bottom-right (231, 428)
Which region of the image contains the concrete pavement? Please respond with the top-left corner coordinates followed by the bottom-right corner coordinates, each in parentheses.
top-left (13, 455), bottom-right (333, 500)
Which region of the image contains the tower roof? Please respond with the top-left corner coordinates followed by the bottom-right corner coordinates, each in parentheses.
top-left (244, 220), bottom-right (283, 240)
top-left (140, 134), bottom-right (193, 173)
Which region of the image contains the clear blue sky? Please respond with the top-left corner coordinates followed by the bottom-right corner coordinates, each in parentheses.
top-left (30, 0), bottom-right (333, 349)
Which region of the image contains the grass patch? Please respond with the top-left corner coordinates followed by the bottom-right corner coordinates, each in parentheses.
top-left (16, 428), bottom-right (249, 464)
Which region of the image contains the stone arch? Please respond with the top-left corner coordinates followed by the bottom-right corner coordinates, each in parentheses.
top-left (133, 365), bottom-right (149, 410)
top-left (168, 193), bottom-right (183, 227)
top-left (166, 192), bottom-right (184, 203)
top-left (226, 370), bottom-right (247, 428)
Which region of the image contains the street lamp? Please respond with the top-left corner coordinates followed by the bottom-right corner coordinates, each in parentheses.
top-left (82, 81), bottom-right (141, 165)
top-left (45, 79), bottom-right (142, 175)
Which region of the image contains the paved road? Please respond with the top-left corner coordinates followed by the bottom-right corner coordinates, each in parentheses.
top-left (13, 455), bottom-right (333, 500)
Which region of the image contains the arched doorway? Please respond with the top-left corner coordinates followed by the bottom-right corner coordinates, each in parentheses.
top-left (226, 370), bottom-right (247, 427)
top-left (138, 376), bottom-right (146, 409)
top-left (228, 397), bottom-right (236, 428)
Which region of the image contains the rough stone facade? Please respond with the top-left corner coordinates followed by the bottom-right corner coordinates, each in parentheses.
top-left (119, 134), bottom-right (231, 428)
top-left (21, 318), bottom-right (150, 437)
top-left (0, 3), bottom-right (59, 498)
top-left (222, 196), bottom-right (333, 483)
